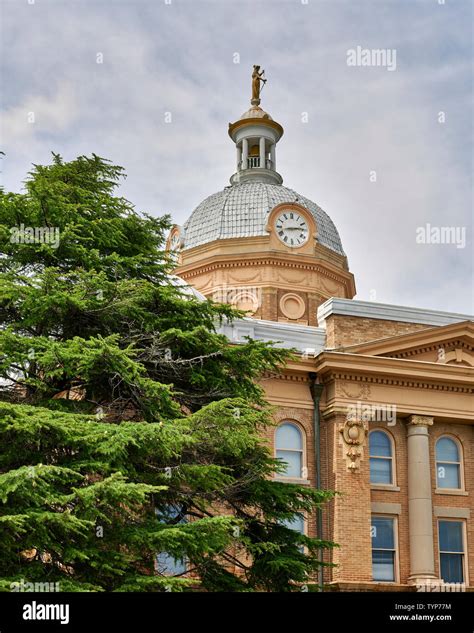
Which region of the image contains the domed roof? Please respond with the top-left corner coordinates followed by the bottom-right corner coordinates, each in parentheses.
top-left (182, 182), bottom-right (345, 255)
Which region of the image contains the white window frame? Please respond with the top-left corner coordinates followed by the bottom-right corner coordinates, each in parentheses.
top-left (371, 514), bottom-right (399, 584)
top-left (437, 518), bottom-right (468, 586)
top-left (274, 420), bottom-right (307, 481)
top-left (435, 435), bottom-right (464, 492)
top-left (369, 430), bottom-right (396, 488)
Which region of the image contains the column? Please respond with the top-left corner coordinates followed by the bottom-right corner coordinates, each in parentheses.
top-left (270, 143), bottom-right (276, 170)
top-left (259, 137), bottom-right (266, 168)
top-left (407, 415), bottom-right (436, 584)
top-left (236, 145), bottom-right (242, 171)
top-left (242, 138), bottom-right (248, 170)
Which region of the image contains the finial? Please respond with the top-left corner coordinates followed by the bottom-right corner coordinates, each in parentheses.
top-left (251, 65), bottom-right (266, 106)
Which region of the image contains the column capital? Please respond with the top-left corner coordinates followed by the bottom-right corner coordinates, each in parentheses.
top-left (407, 415), bottom-right (434, 427)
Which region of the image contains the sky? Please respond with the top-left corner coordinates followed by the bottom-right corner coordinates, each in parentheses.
top-left (1, 0), bottom-right (473, 314)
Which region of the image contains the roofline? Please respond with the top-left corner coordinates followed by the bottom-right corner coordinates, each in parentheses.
top-left (317, 298), bottom-right (473, 328)
top-left (216, 316), bottom-right (326, 354)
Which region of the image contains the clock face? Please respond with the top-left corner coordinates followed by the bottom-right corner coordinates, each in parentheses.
top-left (169, 232), bottom-right (181, 251)
top-left (275, 210), bottom-right (309, 247)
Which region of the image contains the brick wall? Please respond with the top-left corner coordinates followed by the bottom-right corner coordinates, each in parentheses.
top-left (430, 422), bottom-right (473, 586)
top-left (262, 365), bottom-right (473, 591)
top-left (325, 315), bottom-right (430, 348)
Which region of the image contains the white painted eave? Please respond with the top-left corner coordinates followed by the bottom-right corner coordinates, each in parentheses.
top-left (217, 317), bottom-right (326, 354)
top-left (317, 298), bottom-right (473, 328)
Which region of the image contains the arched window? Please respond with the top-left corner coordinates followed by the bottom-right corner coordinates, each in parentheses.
top-left (369, 431), bottom-right (394, 485)
top-left (436, 437), bottom-right (462, 489)
top-left (275, 422), bottom-right (304, 479)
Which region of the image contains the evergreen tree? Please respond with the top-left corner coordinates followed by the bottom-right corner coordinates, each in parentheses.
top-left (0, 154), bottom-right (334, 592)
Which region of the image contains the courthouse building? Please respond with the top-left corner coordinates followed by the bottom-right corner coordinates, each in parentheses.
top-left (166, 72), bottom-right (474, 591)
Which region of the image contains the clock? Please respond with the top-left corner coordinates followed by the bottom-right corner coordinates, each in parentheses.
top-left (275, 210), bottom-right (309, 247)
top-left (169, 230), bottom-right (181, 251)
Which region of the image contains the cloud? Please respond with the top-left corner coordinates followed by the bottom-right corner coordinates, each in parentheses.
top-left (1, 0), bottom-right (472, 313)
top-left (2, 82), bottom-right (77, 141)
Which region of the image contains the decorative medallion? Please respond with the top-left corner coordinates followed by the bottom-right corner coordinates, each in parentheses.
top-left (279, 293), bottom-right (306, 320)
top-left (339, 415), bottom-right (368, 472)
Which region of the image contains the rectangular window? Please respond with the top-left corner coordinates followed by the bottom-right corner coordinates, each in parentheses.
top-left (155, 505), bottom-right (187, 576)
top-left (277, 450), bottom-right (301, 478)
top-left (436, 463), bottom-right (460, 489)
top-left (370, 457), bottom-right (392, 484)
top-left (371, 516), bottom-right (396, 582)
top-left (438, 520), bottom-right (465, 584)
top-left (280, 514), bottom-right (306, 553)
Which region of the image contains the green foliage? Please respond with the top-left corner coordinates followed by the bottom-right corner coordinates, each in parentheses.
top-left (0, 154), bottom-right (335, 592)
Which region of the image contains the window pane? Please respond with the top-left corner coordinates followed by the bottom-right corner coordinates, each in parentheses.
top-left (440, 553), bottom-right (463, 584)
top-left (370, 457), bottom-right (392, 484)
top-left (156, 504), bottom-right (185, 523)
top-left (372, 550), bottom-right (395, 581)
top-left (372, 517), bottom-right (395, 549)
top-left (281, 514), bottom-right (305, 534)
top-left (370, 431), bottom-right (391, 457)
top-left (436, 438), bottom-right (459, 462)
top-left (276, 423), bottom-right (302, 450)
top-left (276, 449), bottom-right (302, 478)
top-left (439, 521), bottom-right (463, 553)
top-left (156, 552), bottom-right (187, 575)
top-left (437, 463), bottom-right (460, 489)
top-left (155, 505), bottom-right (187, 576)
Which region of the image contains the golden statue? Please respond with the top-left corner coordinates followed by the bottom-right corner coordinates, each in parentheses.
top-left (251, 65), bottom-right (266, 105)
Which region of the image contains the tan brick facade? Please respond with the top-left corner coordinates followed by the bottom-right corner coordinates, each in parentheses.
top-left (261, 318), bottom-right (474, 591)
top-left (325, 314), bottom-right (430, 348)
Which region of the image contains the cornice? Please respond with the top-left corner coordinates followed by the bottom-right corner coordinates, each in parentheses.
top-left (228, 117), bottom-right (284, 138)
top-left (320, 402), bottom-right (473, 423)
top-left (176, 253), bottom-right (354, 289)
top-left (315, 352), bottom-right (474, 388)
top-left (180, 236), bottom-right (347, 267)
top-left (262, 371), bottom-right (310, 383)
top-left (390, 340), bottom-right (473, 359)
top-left (326, 372), bottom-right (472, 393)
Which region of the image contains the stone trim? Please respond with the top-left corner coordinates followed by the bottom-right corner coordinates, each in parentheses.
top-left (265, 373), bottom-right (309, 383)
top-left (371, 502), bottom-right (402, 515)
top-left (275, 477), bottom-right (311, 485)
top-left (317, 298), bottom-right (473, 327)
top-left (371, 484), bottom-right (401, 492)
top-left (408, 415), bottom-right (434, 427)
top-left (434, 507), bottom-right (470, 519)
top-left (435, 489), bottom-right (469, 497)
top-left (179, 257), bottom-right (349, 285)
top-left (391, 341), bottom-right (473, 359)
top-left (327, 372), bottom-right (473, 394)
